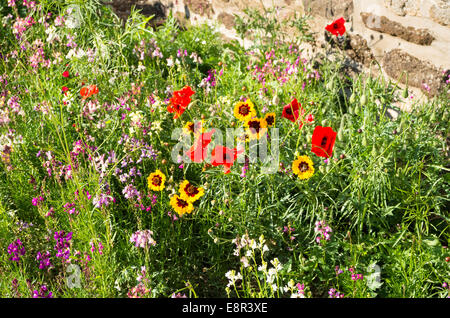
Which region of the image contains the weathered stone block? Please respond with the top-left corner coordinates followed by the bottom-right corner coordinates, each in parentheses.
top-left (360, 12), bottom-right (435, 45)
top-left (185, 0), bottom-right (213, 17)
top-left (217, 12), bottom-right (235, 29)
top-left (430, 1), bottom-right (450, 26)
top-left (302, 0), bottom-right (353, 20)
top-left (382, 49), bottom-right (446, 96)
top-left (384, 0), bottom-right (419, 17)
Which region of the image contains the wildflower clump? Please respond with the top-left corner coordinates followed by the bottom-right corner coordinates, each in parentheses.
top-left (130, 230), bottom-right (156, 249)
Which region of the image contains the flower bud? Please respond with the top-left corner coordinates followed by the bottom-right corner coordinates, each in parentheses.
top-left (402, 87), bottom-right (409, 99)
top-left (360, 94), bottom-right (367, 106)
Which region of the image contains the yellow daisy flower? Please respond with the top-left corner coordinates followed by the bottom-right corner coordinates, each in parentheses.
top-left (170, 194), bottom-right (194, 217)
top-left (178, 180), bottom-right (204, 202)
top-left (233, 99), bottom-right (256, 121)
top-left (183, 121), bottom-right (195, 135)
top-left (263, 112), bottom-right (276, 127)
top-left (292, 155), bottom-right (315, 180)
top-left (183, 120), bottom-right (204, 136)
top-left (245, 117), bottom-right (267, 140)
top-left (147, 169), bottom-right (166, 191)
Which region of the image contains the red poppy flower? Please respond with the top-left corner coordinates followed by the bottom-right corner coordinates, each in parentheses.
top-left (62, 86), bottom-right (69, 93)
top-left (282, 98), bottom-right (306, 129)
top-left (167, 86), bottom-right (195, 119)
top-left (186, 129), bottom-right (215, 163)
top-left (210, 145), bottom-right (243, 174)
top-left (311, 126), bottom-right (337, 158)
top-left (80, 84), bottom-right (98, 99)
top-left (62, 71), bottom-right (69, 78)
top-left (325, 17), bottom-right (346, 36)
top-left (282, 98), bottom-right (300, 122)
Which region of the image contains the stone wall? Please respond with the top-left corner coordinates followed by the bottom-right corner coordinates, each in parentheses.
top-left (108, 0), bottom-right (450, 99)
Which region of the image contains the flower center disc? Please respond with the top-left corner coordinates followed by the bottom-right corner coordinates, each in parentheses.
top-left (248, 121), bottom-right (261, 133)
top-left (239, 104), bottom-right (249, 115)
top-left (186, 184), bottom-right (198, 195)
top-left (176, 198), bottom-right (188, 208)
top-left (152, 176), bottom-right (162, 186)
top-left (299, 162), bottom-right (309, 172)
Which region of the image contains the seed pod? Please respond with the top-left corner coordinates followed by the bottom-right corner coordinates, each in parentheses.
top-left (337, 128), bottom-right (344, 141)
top-left (398, 119), bottom-right (404, 132)
top-left (371, 145), bottom-right (377, 157)
top-left (348, 105), bottom-right (354, 115)
top-left (326, 81), bottom-right (334, 91)
top-left (340, 116), bottom-right (346, 131)
top-left (430, 111), bottom-right (436, 122)
top-left (402, 87), bottom-right (409, 99)
top-left (360, 94), bottom-right (367, 106)
top-left (362, 135), bottom-right (368, 147)
top-left (349, 92), bottom-right (356, 104)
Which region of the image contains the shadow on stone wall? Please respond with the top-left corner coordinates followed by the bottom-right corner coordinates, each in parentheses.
top-left (103, 0), bottom-right (169, 26)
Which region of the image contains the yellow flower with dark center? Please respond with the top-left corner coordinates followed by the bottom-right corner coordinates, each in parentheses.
top-left (292, 155), bottom-right (314, 180)
top-left (170, 194), bottom-right (194, 217)
top-left (245, 118), bottom-right (267, 140)
top-left (183, 120), bottom-right (204, 136)
top-left (179, 180), bottom-right (204, 202)
top-left (183, 121), bottom-right (195, 135)
top-left (263, 112), bottom-right (276, 127)
top-left (233, 99), bottom-right (256, 121)
top-left (147, 169), bottom-right (166, 191)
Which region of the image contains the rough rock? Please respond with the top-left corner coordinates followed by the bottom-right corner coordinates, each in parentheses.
top-left (324, 32), bottom-right (376, 74)
top-left (345, 34), bottom-right (376, 67)
top-left (217, 12), bottom-right (235, 29)
top-left (229, 0), bottom-right (265, 12)
top-left (360, 12), bottom-right (435, 45)
top-left (429, 1), bottom-right (450, 26)
top-left (302, 0), bottom-right (353, 20)
top-left (383, 0), bottom-right (419, 16)
top-left (186, 0), bottom-right (213, 17)
top-left (382, 49), bottom-right (446, 96)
